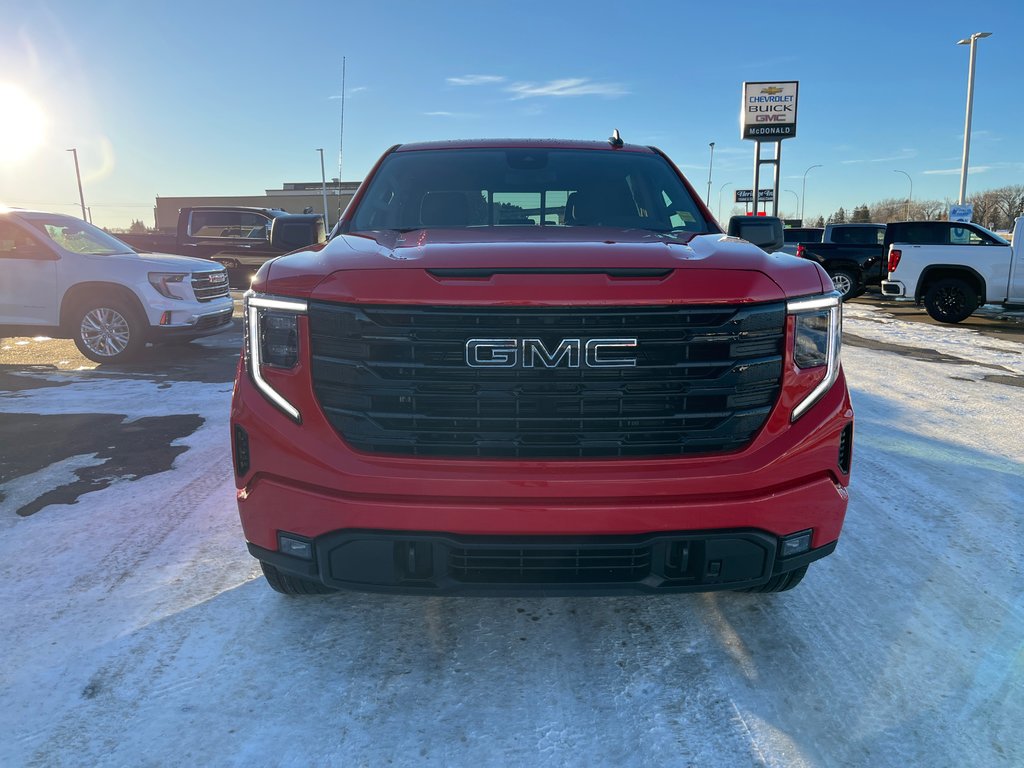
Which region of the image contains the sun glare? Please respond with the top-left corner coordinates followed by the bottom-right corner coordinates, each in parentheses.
top-left (0, 83), bottom-right (48, 165)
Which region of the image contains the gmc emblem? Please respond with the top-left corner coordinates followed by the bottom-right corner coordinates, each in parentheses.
top-left (466, 338), bottom-right (638, 368)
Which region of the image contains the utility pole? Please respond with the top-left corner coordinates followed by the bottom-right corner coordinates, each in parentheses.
top-left (957, 32), bottom-right (992, 205)
top-left (66, 148), bottom-right (86, 221)
top-left (706, 142), bottom-right (715, 205)
top-left (317, 148), bottom-right (329, 230)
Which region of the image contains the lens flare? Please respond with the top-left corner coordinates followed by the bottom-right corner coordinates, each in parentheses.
top-left (0, 83), bottom-right (48, 165)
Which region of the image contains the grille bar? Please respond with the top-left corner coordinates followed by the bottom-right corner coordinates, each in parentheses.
top-left (309, 302), bottom-right (785, 459)
top-left (191, 271), bottom-right (230, 302)
top-left (449, 546), bottom-right (651, 583)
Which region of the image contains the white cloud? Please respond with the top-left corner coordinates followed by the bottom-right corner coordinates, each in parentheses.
top-left (446, 74), bottom-right (506, 86)
top-left (841, 149), bottom-right (918, 165)
top-left (922, 166), bottom-right (992, 175)
top-left (422, 111), bottom-right (478, 118)
top-left (505, 78), bottom-right (628, 100)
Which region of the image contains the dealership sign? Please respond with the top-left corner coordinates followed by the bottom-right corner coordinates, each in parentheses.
top-left (735, 189), bottom-right (774, 203)
top-left (741, 81), bottom-right (799, 141)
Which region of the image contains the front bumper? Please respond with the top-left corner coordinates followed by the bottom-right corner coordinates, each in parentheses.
top-left (249, 528), bottom-right (836, 596)
top-left (149, 307), bottom-right (234, 340)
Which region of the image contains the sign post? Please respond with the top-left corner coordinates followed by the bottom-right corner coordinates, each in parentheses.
top-left (741, 81), bottom-right (799, 216)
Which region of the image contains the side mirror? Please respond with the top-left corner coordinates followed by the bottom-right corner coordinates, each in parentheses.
top-left (727, 215), bottom-right (785, 253)
top-left (270, 219), bottom-right (318, 252)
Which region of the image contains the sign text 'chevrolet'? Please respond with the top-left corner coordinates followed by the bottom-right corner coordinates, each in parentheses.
top-left (741, 81), bottom-right (799, 141)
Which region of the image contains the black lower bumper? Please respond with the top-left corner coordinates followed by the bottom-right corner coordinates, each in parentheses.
top-left (149, 311), bottom-right (234, 341)
top-left (248, 529), bottom-right (837, 596)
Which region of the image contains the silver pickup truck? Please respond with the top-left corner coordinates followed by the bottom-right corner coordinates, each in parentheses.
top-left (0, 209), bottom-right (234, 362)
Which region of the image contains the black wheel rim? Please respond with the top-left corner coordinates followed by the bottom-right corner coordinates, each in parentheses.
top-left (935, 286), bottom-right (966, 316)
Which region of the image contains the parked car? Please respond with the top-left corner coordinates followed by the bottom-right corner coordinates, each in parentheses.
top-left (0, 209), bottom-right (233, 363)
top-left (796, 223), bottom-right (889, 300)
top-left (882, 217), bottom-right (1024, 322)
top-left (779, 226), bottom-right (823, 256)
top-left (232, 137), bottom-right (852, 597)
top-left (119, 206), bottom-right (326, 288)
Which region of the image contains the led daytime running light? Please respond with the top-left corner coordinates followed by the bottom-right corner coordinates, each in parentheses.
top-left (245, 291), bottom-right (307, 422)
top-left (788, 291), bottom-right (842, 421)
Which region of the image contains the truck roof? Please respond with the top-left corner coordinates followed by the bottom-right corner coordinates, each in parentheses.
top-left (394, 138), bottom-right (656, 153)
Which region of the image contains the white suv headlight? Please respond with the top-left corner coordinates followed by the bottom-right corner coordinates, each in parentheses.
top-left (148, 272), bottom-right (189, 300)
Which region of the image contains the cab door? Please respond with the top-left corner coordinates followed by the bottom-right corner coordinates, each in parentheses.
top-left (0, 218), bottom-right (59, 325)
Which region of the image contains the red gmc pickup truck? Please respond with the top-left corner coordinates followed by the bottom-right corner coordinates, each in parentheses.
top-left (231, 138), bottom-right (853, 596)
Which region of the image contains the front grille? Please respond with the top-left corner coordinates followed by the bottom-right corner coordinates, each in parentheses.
top-left (192, 271), bottom-right (230, 302)
top-left (308, 302), bottom-right (785, 459)
top-left (449, 545), bottom-right (651, 583)
top-left (194, 310), bottom-right (232, 331)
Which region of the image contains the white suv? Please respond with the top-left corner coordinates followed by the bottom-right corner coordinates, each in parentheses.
top-left (0, 209), bottom-right (234, 363)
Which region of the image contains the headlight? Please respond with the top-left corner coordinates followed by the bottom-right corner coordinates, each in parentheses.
top-left (244, 292), bottom-right (308, 421)
top-left (788, 292), bottom-right (842, 421)
top-left (148, 272), bottom-right (188, 300)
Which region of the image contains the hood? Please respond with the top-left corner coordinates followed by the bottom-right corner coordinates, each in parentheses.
top-left (94, 251), bottom-right (226, 272)
top-left (256, 227), bottom-right (827, 304)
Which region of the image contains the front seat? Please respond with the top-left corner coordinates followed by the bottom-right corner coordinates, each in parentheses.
top-left (419, 191), bottom-right (471, 227)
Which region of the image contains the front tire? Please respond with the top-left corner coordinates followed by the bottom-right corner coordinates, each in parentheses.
top-left (924, 278), bottom-right (978, 323)
top-left (736, 565), bottom-right (808, 593)
top-left (260, 561), bottom-right (336, 595)
top-left (72, 299), bottom-right (147, 363)
top-left (828, 269), bottom-right (858, 301)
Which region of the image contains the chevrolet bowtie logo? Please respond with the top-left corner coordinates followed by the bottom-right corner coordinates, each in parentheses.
top-left (761, 87), bottom-right (783, 95)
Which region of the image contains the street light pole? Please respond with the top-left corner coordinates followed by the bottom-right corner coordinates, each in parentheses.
top-left (317, 148), bottom-right (330, 230)
top-left (957, 31), bottom-right (992, 205)
top-left (785, 189), bottom-right (800, 218)
top-left (706, 142), bottom-right (715, 206)
top-left (801, 164), bottom-right (822, 223)
top-left (893, 169), bottom-right (913, 220)
top-left (717, 181), bottom-right (733, 223)
top-left (66, 148), bottom-right (86, 221)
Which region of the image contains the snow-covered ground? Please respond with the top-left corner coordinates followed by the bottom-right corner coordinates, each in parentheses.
top-left (1, 304), bottom-right (1022, 767)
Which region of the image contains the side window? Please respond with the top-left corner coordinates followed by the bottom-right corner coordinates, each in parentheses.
top-left (953, 226), bottom-right (1000, 246)
top-left (189, 211), bottom-right (270, 239)
top-left (0, 221), bottom-right (48, 259)
top-left (896, 223), bottom-right (948, 245)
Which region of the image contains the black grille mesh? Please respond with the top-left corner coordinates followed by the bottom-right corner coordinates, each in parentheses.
top-left (308, 302), bottom-right (785, 459)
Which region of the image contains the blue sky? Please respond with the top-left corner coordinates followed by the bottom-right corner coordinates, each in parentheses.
top-left (1, 0), bottom-right (1021, 228)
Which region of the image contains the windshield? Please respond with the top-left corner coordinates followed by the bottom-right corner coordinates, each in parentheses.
top-left (347, 148), bottom-right (712, 235)
top-left (25, 215), bottom-right (136, 255)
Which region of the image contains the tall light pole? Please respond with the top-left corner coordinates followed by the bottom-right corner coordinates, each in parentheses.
top-left (66, 148), bottom-right (86, 221)
top-left (785, 189), bottom-right (800, 218)
top-left (957, 31), bottom-right (992, 205)
top-left (316, 148), bottom-right (330, 230)
top-left (706, 142), bottom-right (715, 206)
top-left (893, 169), bottom-right (913, 220)
top-left (801, 164), bottom-right (822, 223)
top-left (717, 181), bottom-right (733, 223)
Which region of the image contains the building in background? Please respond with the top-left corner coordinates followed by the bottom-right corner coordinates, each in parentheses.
top-left (153, 180), bottom-right (360, 231)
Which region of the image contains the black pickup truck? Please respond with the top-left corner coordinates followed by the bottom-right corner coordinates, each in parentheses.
top-left (795, 223), bottom-right (889, 300)
top-left (120, 207), bottom-right (326, 287)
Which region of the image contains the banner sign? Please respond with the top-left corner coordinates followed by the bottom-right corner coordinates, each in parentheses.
top-left (735, 189), bottom-right (775, 203)
top-left (949, 204), bottom-right (973, 223)
top-left (741, 81), bottom-right (799, 141)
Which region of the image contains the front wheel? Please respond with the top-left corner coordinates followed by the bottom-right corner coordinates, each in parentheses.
top-left (72, 299), bottom-right (147, 363)
top-left (827, 270), bottom-right (858, 301)
top-left (923, 278), bottom-right (978, 323)
top-left (736, 565), bottom-right (808, 593)
top-left (260, 561), bottom-right (337, 595)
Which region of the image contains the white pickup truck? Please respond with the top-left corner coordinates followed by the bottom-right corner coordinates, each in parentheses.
top-left (1, 209), bottom-right (234, 362)
top-left (881, 216), bottom-right (1024, 323)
